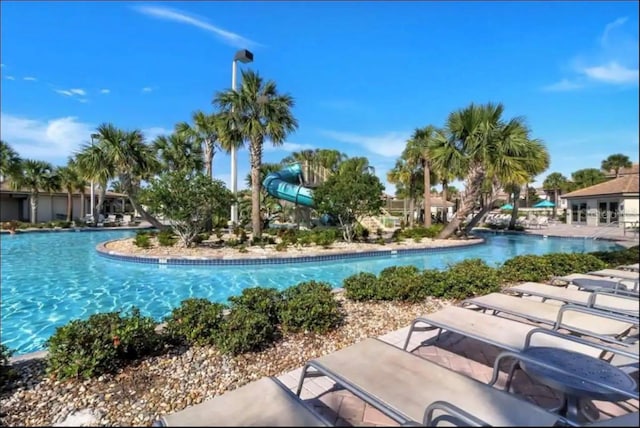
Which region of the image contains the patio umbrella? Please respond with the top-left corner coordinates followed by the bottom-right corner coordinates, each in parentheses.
top-left (500, 203), bottom-right (514, 210)
top-left (533, 200), bottom-right (555, 208)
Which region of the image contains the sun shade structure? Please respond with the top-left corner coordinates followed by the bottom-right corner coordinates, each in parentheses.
top-left (500, 203), bottom-right (514, 210)
top-left (534, 200), bottom-right (555, 208)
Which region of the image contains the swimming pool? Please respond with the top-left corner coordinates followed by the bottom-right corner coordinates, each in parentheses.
top-left (1, 230), bottom-right (620, 355)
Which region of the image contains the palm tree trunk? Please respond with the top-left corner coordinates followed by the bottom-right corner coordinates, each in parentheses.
top-left (441, 180), bottom-right (448, 224)
top-left (79, 190), bottom-right (86, 219)
top-left (438, 164), bottom-right (485, 239)
top-left (250, 140), bottom-right (263, 238)
top-left (552, 189), bottom-right (558, 218)
top-left (96, 183), bottom-right (107, 217)
top-left (509, 188), bottom-right (521, 229)
top-left (66, 191), bottom-right (73, 221)
top-left (204, 139), bottom-right (214, 179)
top-left (30, 193), bottom-right (38, 224)
top-left (423, 161), bottom-right (431, 227)
top-left (408, 191), bottom-right (415, 228)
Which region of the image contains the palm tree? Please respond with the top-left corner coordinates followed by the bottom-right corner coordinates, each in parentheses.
top-left (175, 111), bottom-right (221, 178)
top-left (57, 160), bottom-right (87, 221)
top-left (387, 159), bottom-right (414, 225)
top-left (601, 154), bottom-right (632, 178)
top-left (571, 168), bottom-right (607, 190)
top-left (213, 69), bottom-right (298, 238)
top-left (80, 124), bottom-right (163, 228)
top-left (0, 140), bottom-right (21, 182)
top-left (153, 132), bottom-right (203, 173)
top-left (403, 126), bottom-right (441, 227)
top-left (431, 103), bottom-right (548, 238)
top-left (11, 159), bottom-right (56, 223)
top-left (542, 172), bottom-right (568, 218)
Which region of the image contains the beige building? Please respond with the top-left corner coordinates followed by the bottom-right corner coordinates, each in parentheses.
top-left (0, 181), bottom-right (129, 223)
top-left (560, 172), bottom-right (639, 229)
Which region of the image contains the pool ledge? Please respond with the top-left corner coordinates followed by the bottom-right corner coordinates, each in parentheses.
top-left (95, 238), bottom-right (486, 266)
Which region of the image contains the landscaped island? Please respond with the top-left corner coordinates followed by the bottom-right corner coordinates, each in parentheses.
top-left (101, 226), bottom-right (482, 261)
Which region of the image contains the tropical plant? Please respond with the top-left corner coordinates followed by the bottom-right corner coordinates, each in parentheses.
top-left (601, 153), bottom-right (632, 178)
top-left (403, 126), bottom-right (443, 227)
top-left (314, 157), bottom-right (385, 241)
top-left (77, 124), bottom-right (163, 228)
top-left (430, 102), bottom-right (546, 238)
top-left (57, 160), bottom-right (86, 221)
top-left (140, 172), bottom-right (234, 247)
top-left (571, 168), bottom-right (608, 190)
top-left (0, 140), bottom-right (21, 181)
top-left (506, 136), bottom-right (550, 229)
top-left (10, 159), bottom-right (58, 224)
top-left (387, 159), bottom-right (415, 225)
top-left (213, 69), bottom-right (298, 238)
top-left (153, 132), bottom-right (203, 174)
top-left (175, 111), bottom-right (221, 178)
top-left (542, 172), bottom-right (569, 218)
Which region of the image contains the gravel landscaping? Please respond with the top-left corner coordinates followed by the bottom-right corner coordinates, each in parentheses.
top-left (0, 292), bottom-right (449, 427)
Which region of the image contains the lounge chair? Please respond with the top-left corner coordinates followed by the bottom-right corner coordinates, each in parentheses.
top-left (154, 377), bottom-right (331, 426)
top-left (617, 263), bottom-right (640, 273)
top-left (460, 293), bottom-right (636, 344)
top-left (504, 282), bottom-right (639, 317)
top-left (551, 274), bottom-right (638, 295)
top-left (296, 337), bottom-right (561, 426)
top-left (589, 269), bottom-right (640, 283)
top-left (402, 307), bottom-right (637, 364)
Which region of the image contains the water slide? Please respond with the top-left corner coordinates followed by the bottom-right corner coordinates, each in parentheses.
top-left (262, 163), bottom-right (315, 207)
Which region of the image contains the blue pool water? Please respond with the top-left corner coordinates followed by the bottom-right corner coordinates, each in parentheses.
top-left (1, 230), bottom-right (620, 354)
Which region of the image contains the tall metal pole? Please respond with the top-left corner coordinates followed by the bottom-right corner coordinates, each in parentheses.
top-left (89, 136), bottom-right (95, 221)
top-left (230, 60), bottom-right (238, 225)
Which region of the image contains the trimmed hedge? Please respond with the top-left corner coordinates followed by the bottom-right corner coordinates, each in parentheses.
top-left (279, 281), bottom-right (343, 333)
top-left (500, 253), bottom-right (606, 283)
top-left (164, 298), bottom-right (226, 346)
top-left (46, 308), bottom-right (162, 380)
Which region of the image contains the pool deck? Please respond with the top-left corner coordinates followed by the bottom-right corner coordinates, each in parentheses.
top-left (519, 222), bottom-right (639, 247)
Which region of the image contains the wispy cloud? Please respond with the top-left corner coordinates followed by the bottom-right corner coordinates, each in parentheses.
top-left (581, 62), bottom-right (639, 84)
top-left (54, 88), bottom-right (87, 97)
top-left (99, 88), bottom-right (110, 94)
top-left (600, 17), bottom-right (628, 46)
top-left (264, 142), bottom-right (315, 153)
top-left (5, 75), bottom-right (15, 80)
top-left (134, 5), bottom-right (259, 49)
top-left (320, 130), bottom-right (410, 158)
top-left (142, 86), bottom-right (154, 93)
top-left (542, 78), bottom-right (583, 92)
top-left (543, 17), bottom-right (638, 91)
top-left (23, 76), bottom-right (37, 82)
top-left (0, 113), bottom-right (95, 163)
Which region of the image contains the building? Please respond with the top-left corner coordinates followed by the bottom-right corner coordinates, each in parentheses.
top-left (560, 165), bottom-right (639, 228)
top-left (0, 181), bottom-right (130, 223)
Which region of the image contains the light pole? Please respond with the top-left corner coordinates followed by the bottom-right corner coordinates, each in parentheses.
top-left (230, 49), bottom-right (253, 226)
top-left (89, 134), bottom-right (97, 222)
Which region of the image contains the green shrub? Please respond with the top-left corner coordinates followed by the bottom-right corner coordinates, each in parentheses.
top-left (275, 241), bottom-right (288, 252)
top-left (378, 265), bottom-right (427, 302)
top-left (279, 228), bottom-right (299, 245)
top-left (279, 281), bottom-right (342, 333)
top-left (228, 287), bottom-right (282, 325)
top-left (164, 298), bottom-right (226, 346)
top-left (214, 308), bottom-right (275, 355)
top-left (134, 231), bottom-right (151, 248)
top-left (313, 230), bottom-right (336, 248)
top-left (420, 269), bottom-right (449, 297)
top-left (375, 237), bottom-right (385, 245)
top-left (354, 224), bottom-right (370, 241)
top-left (46, 307), bottom-right (161, 380)
top-left (589, 246), bottom-right (639, 268)
top-left (0, 344), bottom-right (16, 384)
top-left (376, 228), bottom-right (384, 239)
top-left (238, 245), bottom-right (249, 253)
top-left (343, 272), bottom-right (382, 301)
top-left (157, 229), bottom-right (177, 246)
top-left (251, 236), bottom-right (276, 246)
top-left (443, 259), bottom-right (500, 300)
top-left (500, 255), bottom-right (554, 283)
top-left (542, 253), bottom-right (606, 276)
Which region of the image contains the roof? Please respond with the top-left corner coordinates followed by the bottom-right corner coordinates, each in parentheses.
top-left (561, 175), bottom-right (640, 199)
top-left (603, 163), bottom-right (639, 178)
top-left (0, 180), bottom-right (127, 198)
top-left (424, 197), bottom-right (454, 208)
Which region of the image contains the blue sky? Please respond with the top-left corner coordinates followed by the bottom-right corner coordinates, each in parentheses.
top-left (1, 1), bottom-right (638, 192)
